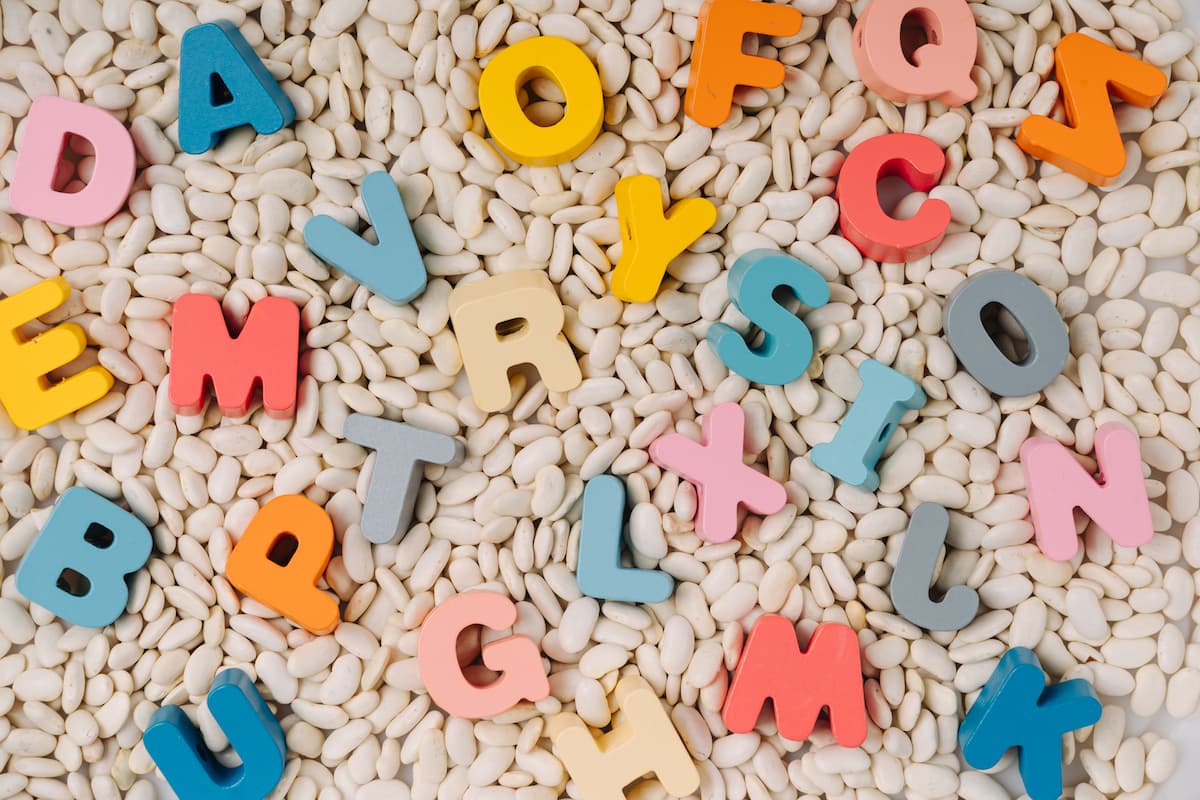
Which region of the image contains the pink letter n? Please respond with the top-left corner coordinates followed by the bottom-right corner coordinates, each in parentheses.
top-left (1020, 422), bottom-right (1152, 561)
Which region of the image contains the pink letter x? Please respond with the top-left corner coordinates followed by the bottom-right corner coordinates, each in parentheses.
top-left (649, 402), bottom-right (787, 543)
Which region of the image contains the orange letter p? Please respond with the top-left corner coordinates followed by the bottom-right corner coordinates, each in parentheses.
top-left (226, 495), bottom-right (339, 635)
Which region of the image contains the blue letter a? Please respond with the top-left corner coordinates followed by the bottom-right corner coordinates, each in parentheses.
top-left (179, 20), bottom-right (295, 154)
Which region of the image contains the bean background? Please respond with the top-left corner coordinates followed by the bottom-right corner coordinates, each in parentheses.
top-left (1, 0), bottom-right (1200, 798)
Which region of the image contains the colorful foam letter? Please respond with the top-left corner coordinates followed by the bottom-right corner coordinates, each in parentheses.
top-left (723, 615), bottom-right (866, 746)
top-left (549, 675), bottom-right (699, 800)
top-left (343, 413), bottom-right (464, 545)
top-left (685, 0), bottom-right (803, 127)
top-left (304, 172), bottom-right (427, 304)
top-left (178, 19), bottom-right (296, 154)
top-left (1020, 422), bottom-right (1152, 561)
top-left (1017, 33), bottom-right (1167, 186)
top-left (144, 669), bottom-right (286, 800)
top-left (417, 591), bottom-right (549, 718)
top-left (448, 270), bottom-right (582, 412)
top-left (577, 475), bottom-right (674, 604)
top-left (810, 359), bottom-right (926, 492)
top-left (169, 293), bottom-right (300, 419)
top-left (15, 487), bottom-right (151, 628)
top-left (610, 175), bottom-right (716, 303)
top-left (10, 96), bottom-right (135, 227)
top-left (225, 495), bottom-right (339, 634)
top-left (478, 36), bottom-right (603, 166)
top-left (648, 402), bottom-right (786, 543)
top-left (889, 503), bottom-right (979, 631)
top-left (943, 269), bottom-right (1069, 397)
top-left (0, 277), bottom-right (113, 431)
top-left (851, 0), bottom-right (978, 107)
top-left (837, 133), bottom-right (951, 263)
top-left (959, 648), bottom-right (1101, 800)
top-left (708, 249), bottom-right (830, 385)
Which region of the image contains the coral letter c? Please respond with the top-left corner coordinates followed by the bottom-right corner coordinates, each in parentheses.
top-left (836, 133), bottom-right (951, 263)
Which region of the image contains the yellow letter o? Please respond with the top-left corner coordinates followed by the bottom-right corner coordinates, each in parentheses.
top-left (478, 36), bottom-right (603, 167)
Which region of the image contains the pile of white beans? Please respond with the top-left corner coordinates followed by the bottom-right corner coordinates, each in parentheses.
top-left (0, 0), bottom-right (1199, 798)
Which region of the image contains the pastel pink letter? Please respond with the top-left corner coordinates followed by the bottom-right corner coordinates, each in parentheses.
top-left (11, 96), bottom-right (135, 228)
top-left (851, 0), bottom-right (978, 107)
top-left (1020, 422), bottom-right (1153, 561)
top-left (418, 590), bottom-right (549, 719)
top-left (649, 402), bottom-right (787, 543)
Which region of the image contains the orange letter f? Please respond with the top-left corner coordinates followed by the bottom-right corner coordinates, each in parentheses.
top-left (685, 0), bottom-right (803, 128)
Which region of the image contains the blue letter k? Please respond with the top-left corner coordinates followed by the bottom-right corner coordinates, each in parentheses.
top-left (959, 647), bottom-right (1102, 800)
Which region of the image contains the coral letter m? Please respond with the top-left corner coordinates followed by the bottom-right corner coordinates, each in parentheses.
top-left (722, 615), bottom-right (867, 746)
top-left (169, 294), bottom-right (300, 419)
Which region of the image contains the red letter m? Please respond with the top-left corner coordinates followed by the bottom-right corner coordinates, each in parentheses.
top-left (170, 294), bottom-right (299, 419)
top-left (722, 614), bottom-right (867, 746)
